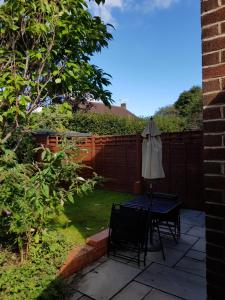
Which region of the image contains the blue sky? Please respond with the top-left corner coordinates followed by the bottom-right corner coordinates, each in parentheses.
top-left (89, 0), bottom-right (202, 117)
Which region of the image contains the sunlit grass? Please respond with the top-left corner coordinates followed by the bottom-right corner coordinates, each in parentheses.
top-left (54, 189), bottom-right (134, 245)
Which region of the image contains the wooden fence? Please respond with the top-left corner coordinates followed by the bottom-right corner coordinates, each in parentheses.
top-left (34, 131), bottom-right (203, 210)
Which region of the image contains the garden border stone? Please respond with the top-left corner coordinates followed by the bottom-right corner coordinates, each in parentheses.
top-left (59, 229), bottom-right (109, 278)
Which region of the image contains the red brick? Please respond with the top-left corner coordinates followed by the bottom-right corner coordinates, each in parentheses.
top-left (222, 51), bottom-right (225, 63)
top-left (202, 24), bottom-right (219, 39)
top-left (204, 147), bottom-right (225, 160)
top-left (204, 162), bottom-right (222, 173)
top-left (203, 52), bottom-right (220, 67)
top-left (206, 230), bottom-right (225, 246)
top-left (205, 189), bottom-right (224, 203)
top-left (203, 79), bottom-right (220, 92)
top-left (203, 64), bottom-right (225, 79)
top-left (202, 7), bottom-right (225, 27)
top-left (204, 120), bottom-right (225, 132)
top-left (207, 281), bottom-right (225, 300)
top-left (203, 107), bottom-right (221, 120)
top-left (203, 92), bottom-right (225, 105)
top-left (222, 0), bottom-right (225, 5)
top-left (201, 0), bottom-right (219, 13)
top-left (221, 22), bottom-right (225, 34)
top-left (204, 174), bottom-right (225, 188)
top-left (206, 202), bottom-right (225, 218)
top-left (207, 272), bottom-right (225, 291)
top-left (204, 135), bottom-right (222, 146)
top-left (86, 228), bottom-right (109, 248)
top-left (203, 37), bottom-right (225, 53)
top-left (221, 77), bottom-right (225, 90)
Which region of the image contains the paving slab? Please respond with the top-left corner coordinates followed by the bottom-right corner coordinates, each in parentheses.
top-left (136, 263), bottom-right (206, 300)
top-left (180, 211), bottom-right (205, 227)
top-left (67, 291), bottom-right (83, 300)
top-left (79, 261), bottom-right (101, 276)
top-left (180, 223), bottom-right (193, 234)
top-left (112, 281), bottom-right (151, 300)
top-left (72, 259), bottom-right (140, 300)
top-left (192, 238), bottom-right (205, 252)
top-left (180, 209), bottom-right (202, 218)
top-left (185, 249), bottom-right (205, 261)
top-left (163, 234), bottom-right (198, 252)
top-left (143, 289), bottom-right (183, 299)
top-left (175, 256), bottom-right (206, 277)
top-left (145, 247), bottom-right (185, 267)
top-left (187, 226), bottom-right (205, 238)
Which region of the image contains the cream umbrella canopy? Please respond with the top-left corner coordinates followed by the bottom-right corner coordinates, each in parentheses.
top-left (141, 118), bottom-right (165, 194)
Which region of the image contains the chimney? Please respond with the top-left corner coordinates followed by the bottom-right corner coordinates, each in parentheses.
top-left (121, 103), bottom-right (126, 109)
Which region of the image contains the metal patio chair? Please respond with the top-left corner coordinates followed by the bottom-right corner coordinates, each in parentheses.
top-left (151, 192), bottom-right (181, 243)
top-left (108, 204), bottom-right (149, 266)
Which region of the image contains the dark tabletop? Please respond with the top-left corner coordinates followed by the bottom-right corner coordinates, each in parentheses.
top-left (124, 194), bottom-right (182, 214)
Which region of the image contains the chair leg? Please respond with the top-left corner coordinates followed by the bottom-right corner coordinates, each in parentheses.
top-left (166, 221), bottom-right (178, 244)
top-left (156, 220), bottom-right (165, 260)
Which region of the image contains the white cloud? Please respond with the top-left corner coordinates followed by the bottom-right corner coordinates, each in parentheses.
top-left (89, 0), bottom-right (179, 24)
top-left (89, 0), bottom-right (124, 25)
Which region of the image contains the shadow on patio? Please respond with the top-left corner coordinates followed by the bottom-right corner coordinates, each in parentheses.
top-left (63, 209), bottom-right (206, 300)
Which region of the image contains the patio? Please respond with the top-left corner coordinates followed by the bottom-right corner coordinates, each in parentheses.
top-left (66, 209), bottom-right (206, 300)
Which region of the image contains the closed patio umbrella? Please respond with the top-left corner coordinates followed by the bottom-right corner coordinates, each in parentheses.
top-left (141, 117), bottom-right (165, 195)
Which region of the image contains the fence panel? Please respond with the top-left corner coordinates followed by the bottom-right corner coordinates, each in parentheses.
top-left (34, 131), bottom-right (203, 209)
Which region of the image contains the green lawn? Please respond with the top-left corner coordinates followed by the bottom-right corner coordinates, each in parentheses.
top-left (54, 189), bottom-right (134, 246)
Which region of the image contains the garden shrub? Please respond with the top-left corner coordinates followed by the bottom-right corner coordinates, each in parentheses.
top-left (69, 111), bottom-right (147, 135)
top-left (0, 146), bottom-right (100, 261)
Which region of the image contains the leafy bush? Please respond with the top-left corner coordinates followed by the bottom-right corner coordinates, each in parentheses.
top-left (0, 232), bottom-right (71, 300)
top-left (71, 112), bottom-right (148, 135)
top-left (0, 146), bottom-right (100, 261)
top-left (30, 106), bottom-right (148, 135)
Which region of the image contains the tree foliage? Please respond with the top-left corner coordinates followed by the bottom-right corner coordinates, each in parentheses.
top-left (0, 0), bottom-right (113, 146)
top-left (153, 86), bottom-right (202, 132)
top-left (175, 86), bottom-right (202, 130)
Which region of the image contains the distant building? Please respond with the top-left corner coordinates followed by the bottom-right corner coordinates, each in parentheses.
top-left (88, 102), bottom-right (136, 118)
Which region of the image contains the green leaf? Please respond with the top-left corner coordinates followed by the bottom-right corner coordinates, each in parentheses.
top-left (34, 233), bottom-right (40, 244)
top-left (55, 78), bottom-right (61, 84)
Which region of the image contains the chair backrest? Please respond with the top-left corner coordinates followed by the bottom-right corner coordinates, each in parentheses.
top-left (109, 204), bottom-right (149, 245)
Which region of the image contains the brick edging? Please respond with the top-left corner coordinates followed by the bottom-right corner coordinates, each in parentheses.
top-left (59, 229), bottom-right (109, 278)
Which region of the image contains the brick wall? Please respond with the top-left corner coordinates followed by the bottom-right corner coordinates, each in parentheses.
top-left (201, 0), bottom-right (225, 298)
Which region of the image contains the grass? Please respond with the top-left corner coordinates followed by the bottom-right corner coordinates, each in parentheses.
top-left (54, 189), bottom-right (134, 246)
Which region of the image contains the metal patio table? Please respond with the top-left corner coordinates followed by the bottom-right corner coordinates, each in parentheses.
top-left (123, 194), bottom-right (182, 256)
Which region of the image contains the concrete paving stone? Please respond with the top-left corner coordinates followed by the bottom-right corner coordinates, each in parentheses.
top-left (192, 238), bottom-right (205, 252)
top-left (180, 223), bottom-right (193, 234)
top-left (163, 234), bottom-right (198, 252)
top-left (79, 261), bottom-right (101, 276)
top-left (98, 255), bottom-right (108, 263)
top-left (72, 259), bottom-right (140, 300)
top-left (143, 289), bottom-right (184, 300)
top-left (112, 281), bottom-right (152, 300)
top-left (136, 263), bottom-right (206, 300)
top-left (180, 209), bottom-right (202, 218)
top-left (180, 211), bottom-right (205, 227)
top-left (67, 291), bottom-right (83, 300)
top-left (175, 256), bottom-right (206, 277)
top-left (186, 226), bottom-right (205, 238)
top-left (80, 296), bottom-right (94, 300)
top-left (185, 249), bottom-right (205, 261)
top-left (145, 247), bottom-right (185, 268)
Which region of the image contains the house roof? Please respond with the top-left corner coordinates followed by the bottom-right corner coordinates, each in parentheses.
top-left (88, 102), bottom-right (136, 118)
